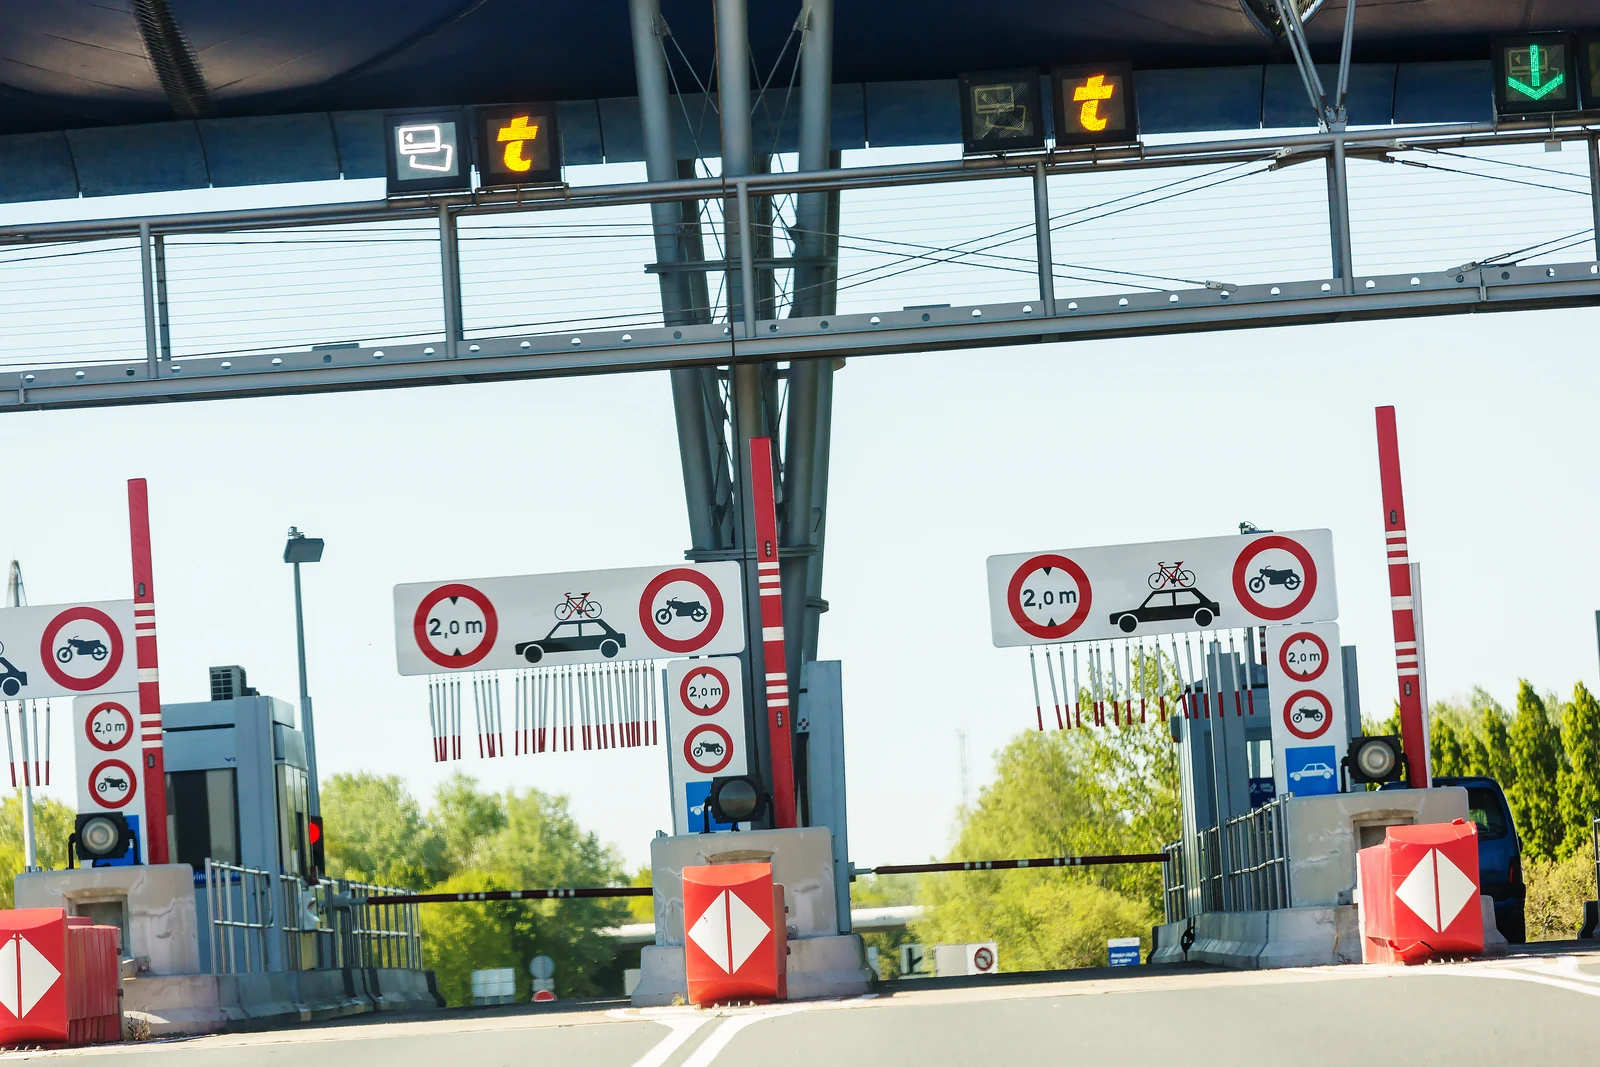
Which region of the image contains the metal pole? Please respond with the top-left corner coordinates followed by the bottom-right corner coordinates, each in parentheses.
top-left (139, 222), bottom-right (158, 378)
top-left (1334, 0), bottom-right (1358, 112)
top-left (1032, 161), bottom-right (1057, 316)
top-left (293, 560), bottom-right (320, 817)
top-left (1589, 135), bottom-right (1600, 261)
top-left (439, 205), bottom-right (463, 359)
top-left (716, 0), bottom-right (753, 326)
top-left (17, 705), bottom-right (34, 870)
top-left (736, 180), bottom-right (757, 337)
top-left (153, 234), bottom-right (172, 363)
top-left (1327, 138), bottom-right (1355, 293)
top-left (792, 0), bottom-right (834, 319)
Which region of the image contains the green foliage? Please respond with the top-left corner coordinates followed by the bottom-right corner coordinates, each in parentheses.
top-left (1508, 681), bottom-right (1566, 860)
top-left (321, 773), bottom-right (445, 887)
top-left (914, 705), bottom-right (1178, 971)
top-left (625, 867), bottom-right (653, 923)
top-left (1523, 851), bottom-right (1596, 941)
top-left (0, 795), bottom-right (76, 909)
top-left (322, 772), bottom-right (628, 1003)
top-left (1557, 683), bottom-right (1600, 858)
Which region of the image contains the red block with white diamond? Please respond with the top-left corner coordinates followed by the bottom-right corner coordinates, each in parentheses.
top-left (683, 862), bottom-right (782, 1005)
top-left (0, 908), bottom-right (68, 1045)
top-left (1358, 819), bottom-right (1483, 964)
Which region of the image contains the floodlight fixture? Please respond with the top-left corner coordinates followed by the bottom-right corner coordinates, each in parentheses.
top-left (1345, 735), bottom-right (1404, 786)
top-left (74, 812), bottom-right (132, 862)
top-left (709, 775), bottom-right (766, 827)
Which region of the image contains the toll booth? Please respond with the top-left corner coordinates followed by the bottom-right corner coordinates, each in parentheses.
top-left (163, 665), bottom-right (313, 972)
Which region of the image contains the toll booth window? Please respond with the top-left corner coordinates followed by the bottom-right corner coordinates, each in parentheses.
top-left (958, 70), bottom-right (1046, 155)
top-left (167, 769), bottom-right (240, 869)
top-left (276, 763), bottom-right (309, 879)
top-left (1465, 788), bottom-right (1508, 839)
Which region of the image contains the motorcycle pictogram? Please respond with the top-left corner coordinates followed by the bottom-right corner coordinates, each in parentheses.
top-left (1291, 704), bottom-right (1324, 724)
top-left (56, 636), bottom-right (109, 663)
top-left (692, 738), bottom-right (725, 759)
top-left (97, 775), bottom-right (129, 793)
top-left (1248, 567), bottom-right (1301, 594)
top-left (655, 597), bottom-right (709, 625)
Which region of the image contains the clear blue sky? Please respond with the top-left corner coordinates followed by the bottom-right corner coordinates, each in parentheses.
top-left (1, 137), bottom-right (1597, 872)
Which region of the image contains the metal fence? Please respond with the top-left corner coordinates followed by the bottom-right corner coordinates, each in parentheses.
top-left (1222, 795), bottom-right (1292, 913)
top-left (1164, 796), bottom-right (1293, 921)
top-left (206, 862), bottom-right (421, 974)
top-left (203, 859), bottom-right (275, 975)
top-left (1162, 840), bottom-right (1188, 924)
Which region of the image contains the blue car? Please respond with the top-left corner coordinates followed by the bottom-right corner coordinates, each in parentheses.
top-left (1386, 775), bottom-right (1524, 942)
top-left (1438, 776), bottom-right (1525, 943)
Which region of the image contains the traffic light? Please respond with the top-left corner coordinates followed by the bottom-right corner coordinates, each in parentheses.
top-left (1345, 736), bottom-right (1405, 786)
top-left (308, 814), bottom-right (325, 881)
top-left (1052, 62), bottom-right (1139, 147)
top-left (476, 104), bottom-right (562, 187)
top-left (709, 775), bottom-right (766, 826)
top-left (1493, 34), bottom-right (1579, 117)
top-left (958, 70), bottom-right (1047, 155)
top-left (74, 812), bottom-right (133, 863)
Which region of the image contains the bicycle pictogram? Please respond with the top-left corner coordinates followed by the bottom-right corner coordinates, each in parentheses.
top-left (554, 591), bottom-right (604, 621)
top-left (1147, 561), bottom-right (1195, 590)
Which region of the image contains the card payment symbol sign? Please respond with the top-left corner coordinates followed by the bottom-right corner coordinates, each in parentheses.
top-left (397, 125), bottom-right (454, 173)
top-left (1507, 43), bottom-right (1566, 101)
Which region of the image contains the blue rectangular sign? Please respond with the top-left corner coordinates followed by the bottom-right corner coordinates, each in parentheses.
top-left (1284, 746), bottom-right (1339, 796)
top-left (1108, 939), bottom-right (1141, 967)
top-left (684, 781), bottom-right (736, 832)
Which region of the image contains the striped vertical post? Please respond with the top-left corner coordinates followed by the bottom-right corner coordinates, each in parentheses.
top-left (128, 479), bottom-right (171, 864)
top-left (748, 437), bottom-right (797, 829)
top-left (1374, 407), bottom-right (1430, 789)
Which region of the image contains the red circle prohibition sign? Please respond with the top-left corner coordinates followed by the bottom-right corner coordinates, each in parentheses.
top-left (41, 606), bottom-right (125, 692)
top-left (85, 701), bottom-right (135, 752)
top-left (680, 665), bottom-right (731, 716)
top-left (1283, 689), bottom-right (1334, 741)
top-left (639, 568), bottom-right (725, 654)
top-left (683, 723), bottom-right (734, 775)
top-left (1278, 631), bottom-right (1330, 683)
top-left (1231, 535), bottom-right (1318, 622)
top-left (89, 758), bottom-right (138, 809)
top-left (1006, 554), bottom-right (1093, 641)
top-left (413, 584), bottom-right (499, 669)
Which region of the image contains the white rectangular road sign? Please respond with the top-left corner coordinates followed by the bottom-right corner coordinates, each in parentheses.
top-left (394, 563), bottom-right (745, 676)
top-left (987, 529), bottom-right (1337, 647)
top-left (73, 692), bottom-right (146, 860)
top-left (665, 657), bottom-right (749, 834)
top-left (0, 601), bottom-right (137, 701)
top-left (1265, 621), bottom-right (1346, 798)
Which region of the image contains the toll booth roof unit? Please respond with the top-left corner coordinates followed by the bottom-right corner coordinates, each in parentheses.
top-left (162, 695), bottom-right (297, 731)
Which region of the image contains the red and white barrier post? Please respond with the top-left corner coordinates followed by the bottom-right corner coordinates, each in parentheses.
top-left (127, 479), bottom-right (170, 865)
top-left (1374, 407), bottom-right (1430, 789)
top-left (748, 437), bottom-right (797, 829)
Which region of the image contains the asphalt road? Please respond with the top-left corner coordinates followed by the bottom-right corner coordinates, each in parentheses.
top-left (7, 951), bottom-right (1599, 1066)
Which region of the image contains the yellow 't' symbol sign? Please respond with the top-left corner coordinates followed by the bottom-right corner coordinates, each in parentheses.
top-left (1072, 75), bottom-right (1116, 132)
top-left (496, 115), bottom-right (540, 173)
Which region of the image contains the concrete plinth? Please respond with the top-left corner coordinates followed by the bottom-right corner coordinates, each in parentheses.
top-left (632, 828), bottom-right (873, 1005)
top-left (1151, 906), bottom-right (1363, 969)
top-left (15, 864), bottom-right (200, 975)
top-left (122, 968), bottom-right (443, 1037)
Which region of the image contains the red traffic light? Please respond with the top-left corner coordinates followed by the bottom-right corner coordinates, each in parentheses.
top-left (308, 816), bottom-right (322, 845)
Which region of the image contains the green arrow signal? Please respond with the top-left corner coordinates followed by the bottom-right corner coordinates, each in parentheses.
top-left (1507, 42), bottom-right (1566, 102)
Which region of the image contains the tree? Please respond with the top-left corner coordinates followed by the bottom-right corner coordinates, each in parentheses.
top-left (321, 773), bottom-right (445, 888)
top-left (0, 795), bottom-right (76, 908)
top-left (431, 772), bottom-right (508, 874)
top-left (914, 705), bottom-right (1179, 969)
top-left (1507, 681), bottom-right (1564, 859)
top-left (1558, 682), bottom-right (1600, 857)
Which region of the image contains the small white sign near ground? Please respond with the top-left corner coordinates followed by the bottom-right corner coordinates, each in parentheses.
top-left (394, 563), bottom-right (744, 675)
top-left (987, 530), bottom-right (1337, 646)
top-left (1265, 621), bottom-right (1346, 798)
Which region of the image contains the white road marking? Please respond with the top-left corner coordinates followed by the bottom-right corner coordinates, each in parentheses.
top-left (680, 1005), bottom-right (810, 1067)
top-left (1429, 955), bottom-right (1600, 999)
top-left (627, 1014), bottom-right (714, 1067)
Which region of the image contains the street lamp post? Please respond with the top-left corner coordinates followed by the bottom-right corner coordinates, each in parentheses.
top-left (284, 528), bottom-right (325, 819)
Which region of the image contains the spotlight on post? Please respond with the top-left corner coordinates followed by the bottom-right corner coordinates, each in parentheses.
top-left (1345, 735), bottom-right (1405, 786)
top-left (709, 775), bottom-right (766, 828)
top-left (74, 812), bottom-right (132, 863)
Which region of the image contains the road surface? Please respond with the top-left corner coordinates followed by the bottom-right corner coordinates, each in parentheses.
top-left (6, 950), bottom-right (1598, 1066)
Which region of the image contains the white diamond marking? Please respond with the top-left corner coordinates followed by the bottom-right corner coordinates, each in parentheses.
top-left (0, 934), bottom-right (60, 1018)
top-left (727, 890), bottom-right (772, 972)
top-left (687, 891), bottom-right (730, 973)
top-left (1435, 849), bottom-right (1477, 930)
top-left (1394, 850), bottom-right (1441, 931)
